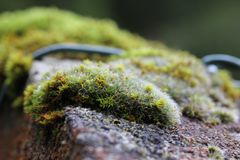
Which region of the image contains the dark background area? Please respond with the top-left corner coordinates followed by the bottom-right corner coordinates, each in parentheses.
top-left (0, 0), bottom-right (240, 57)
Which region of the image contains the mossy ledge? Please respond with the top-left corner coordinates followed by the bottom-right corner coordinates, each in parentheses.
top-left (24, 63), bottom-right (180, 127)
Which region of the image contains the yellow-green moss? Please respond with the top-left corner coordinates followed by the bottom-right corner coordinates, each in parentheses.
top-left (108, 56), bottom-right (239, 125)
top-left (154, 98), bottom-right (167, 109)
top-left (0, 8), bottom-right (147, 49)
top-left (23, 50), bottom-right (239, 126)
top-left (1, 8), bottom-right (239, 127)
top-left (182, 105), bottom-right (206, 120)
top-left (4, 53), bottom-right (32, 86)
top-left (208, 146), bottom-right (224, 160)
top-left (212, 110), bottom-right (236, 124)
top-left (0, 7), bottom-right (149, 107)
top-left (145, 84), bottom-right (153, 93)
top-left (216, 70), bottom-right (239, 100)
top-left (130, 52), bottom-right (208, 87)
top-left (24, 63), bottom-right (180, 126)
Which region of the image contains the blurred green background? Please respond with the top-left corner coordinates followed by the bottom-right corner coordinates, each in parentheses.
top-left (0, 0), bottom-right (240, 57)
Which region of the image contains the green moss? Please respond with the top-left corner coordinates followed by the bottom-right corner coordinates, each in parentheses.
top-left (1, 8), bottom-right (239, 127)
top-left (4, 52), bottom-right (32, 102)
top-left (107, 56), bottom-right (239, 125)
top-left (0, 7), bottom-right (150, 107)
top-left (182, 105), bottom-right (206, 120)
top-left (23, 84), bottom-right (36, 111)
top-left (130, 53), bottom-right (207, 87)
top-left (97, 96), bottom-right (116, 108)
top-left (115, 63), bottom-right (125, 72)
top-left (24, 63), bottom-right (180, 126)
top-left (208, 146), bottom-right (224, 160)
top-left (154, 98), bottom-right (167, 109)
top-left (0, 8), bottom-right (147, 49)
top-left (144, 84), bottom-right (153, 93)
top-left (4, 52), bottom-right (32, 85)
top-left (215, 70), bottom-right (239, 100)
top-left (24, 52), bottom-right (238, 126)
top-left (212, 110), bottom-right (236, 124)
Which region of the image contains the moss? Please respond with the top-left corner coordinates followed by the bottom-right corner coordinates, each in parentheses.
top-left (154, 98), bottom-right (167, 109)
top-left (130, 92), bottom-right (139, 100)
top-left (115, 63), bottom-right (125, 72)
top-left (39, 110), bottom-right (64, 125)
top-left (24, 63), bottom-right (180, 126)
top-left (4, 52), bottom-right (32, 102)
top-left (216, 70), bottom-right (239, 100)
top-left (23, 49), bottom-right (239, 126)
top-left (23, 84), bottom-right (36, 112)
top-left (144, 84), bottom-right (153, 93)
top-left (97, 96), bottom-right (116, 108)
top-left (116, 47), bottom-right (168, 59)
top-left (1, 8), bottom-right (238, 127)
top-left (4, 52), bottom-right (32, 84)
top-left (107, 56), bottom-right (239, 125)
top-left (0, 8), bottom-right (147, 49)
top-left (212, 110), bottom-right (236, 124)
top-left (130, 53), bottom-right (207, 87)
top-left (0, 7), bottom-right (149, 107)
top-left (205, 117), bottom-right (221, 126)
top-left (181, 94), bottom-right (214, 120)
top-left (208, 146), bottom-right (224, 160)
top-left (182, 105), bottom-right (206, 120)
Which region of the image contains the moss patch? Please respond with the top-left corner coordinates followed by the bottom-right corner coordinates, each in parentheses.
top-left (208, 146), bottom-right (224, 160)
top-left (24, 63), bottom-right (180, 126)
top-left (0, 7), bottom-right (150, 106)
top-left (0, 8), bottom-right (238, 127)
top-left (107, 55), bottom-right (239, 125)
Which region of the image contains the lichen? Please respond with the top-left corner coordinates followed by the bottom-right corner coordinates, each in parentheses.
top-left (24, 63), bottom-right (180, 126)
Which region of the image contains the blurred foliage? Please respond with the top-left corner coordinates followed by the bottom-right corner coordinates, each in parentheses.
top-left (0, 0), bottom-right (239, 57)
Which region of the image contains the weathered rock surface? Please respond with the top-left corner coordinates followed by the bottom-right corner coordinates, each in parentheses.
top-left (10, 105), bottom-right (240, 160)
top-left (0, 8), bottom-right (239, 160)
top-left (6, 58), bottom-right (238, 160)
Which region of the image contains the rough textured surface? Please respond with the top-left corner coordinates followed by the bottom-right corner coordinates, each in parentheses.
top-left (6, 58), bottom-right (237, 160)
top-left (0, 8), bottom-right (239, 160)
top-left (64, 107), bottom-right (240, 160)
top-left (13, 106), bottom-right (240, 160)
top-left (65, 107), bottom-right (147, 160)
